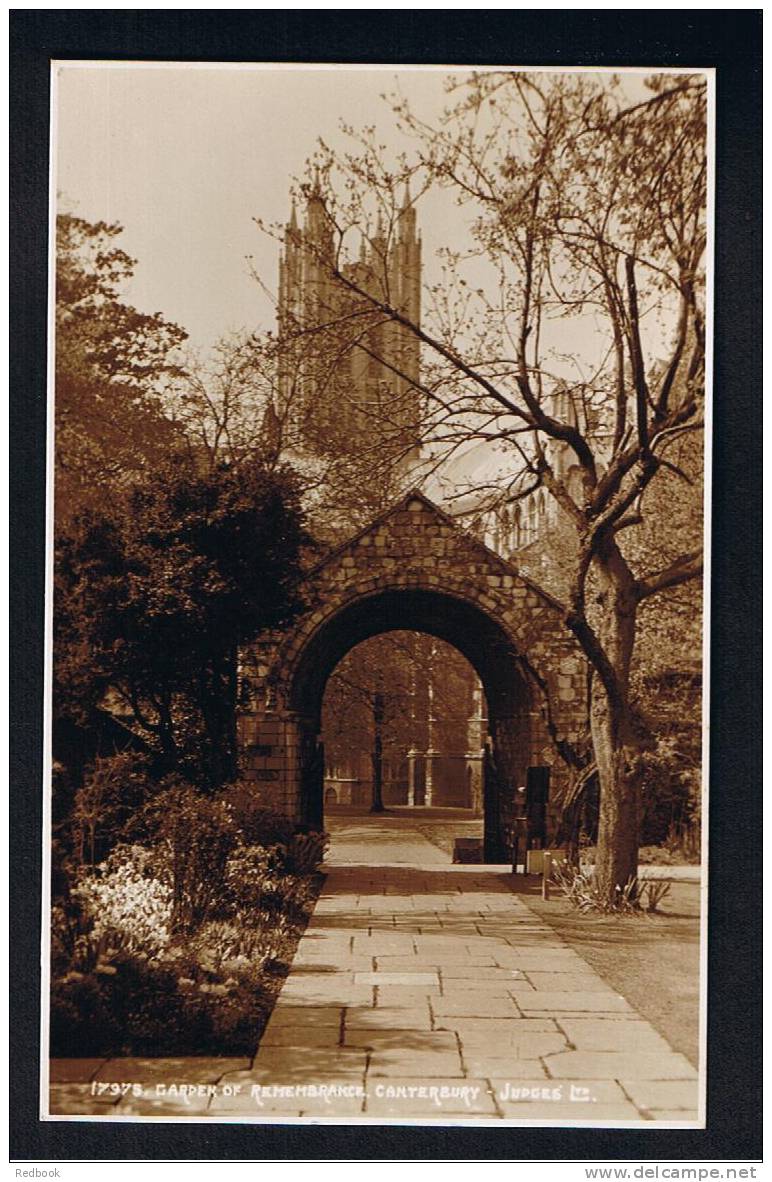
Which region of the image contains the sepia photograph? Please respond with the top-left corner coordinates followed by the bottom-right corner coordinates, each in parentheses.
top-left (44, 61), bottom-right (710, 1128)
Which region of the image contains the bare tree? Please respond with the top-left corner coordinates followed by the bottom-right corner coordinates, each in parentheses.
top-left (323, 633), bottom-right (480, 812)
top-left (261, 71), bottom-right (707, 901)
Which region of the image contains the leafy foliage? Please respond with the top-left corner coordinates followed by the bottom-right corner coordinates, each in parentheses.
top-left (552, 862), bottom-right (672, 915)
top-left (55, 214), bottom-right (188, 523)
top-left (55, 458), bottom-right (310, 787)
top-left (50, 783), bottom-right (327, 1057)
top-left (285, 830), bottom-right (330, 876)
top-left (217, 789), bottom-right (297, 847)
top-left (72, 844), bottom-right (173, 954)
top-left (70, 752), bottom-right (153, 865)
top-left (143, 784), bottom-right (236, 934)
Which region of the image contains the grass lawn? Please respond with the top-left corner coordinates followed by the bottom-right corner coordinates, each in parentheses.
top-left (520, 878), bottom-right (702, 1067)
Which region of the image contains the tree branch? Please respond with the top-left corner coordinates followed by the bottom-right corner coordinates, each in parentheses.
top-left (634, 549), bottom-right (703, 602)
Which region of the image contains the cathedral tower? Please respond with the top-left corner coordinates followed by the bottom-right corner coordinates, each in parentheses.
top-left (277, 182), bottom-right (422, 475)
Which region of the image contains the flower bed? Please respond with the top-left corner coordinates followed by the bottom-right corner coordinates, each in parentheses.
top-left (50, 789), bottom-right (327, 1057)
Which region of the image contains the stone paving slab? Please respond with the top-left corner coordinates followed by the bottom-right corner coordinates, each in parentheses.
top-left (377, 954), bottom-right (499, 968)
top-left (464, 1058), bottom-right (550, 1079)
top-left (294, 954), bottom-right (376, 971)
top-left (526, 973), bottom-right (618, 993)
top-left (265, 1004), bottom-right (344, 1027)
top-left (94, 1056), bottom-right (250, 1084)
top-left (47, 815), bottom-right (702, 1123)
top-left (261, 1025), bottom-right (341, 1047)
top-left (435, 1017), bottom-right (559, 1035)
top-left (558, 1019), bottom-right (675, 1054)
top-left (344, 1005), bottom-right (433, 1030)
top-left (343, 1029), bottom-right (458, 1051)
top-left (369, 1051), bottom-right (464, 1077)
top-left (494, 948), bottom-right (588, 963)
top-left (461, 1032), bottom-right (569, 1059)
top-left (441, 978), bottom-right (532, 994)
top-left (351, 935), bottom-right (418, 954)
top-left (49, 1085), bottom-right (121, 1115)
top-left (49, 1059), bottom-right (108, 1083)
top-left (278, 981), bottom-right (375, 1006)
top-left (247, 1047), bottom-right (369, 1077)
top-left (375, 988), bottom-right (443, 1007)
top-left (354, 971), bottom-right (439, 986)
top-left (515, 991), bottom-right (632, 1014)
top-left (440, 966), bottom-right (526, 980)
top-left (432, 996), bottom-right (521, 1019)
top-left (377, 994), bottom-right (442, 1012)
top-left (546, 1052), bottom-right (697, 1080)
top-left (620, 1079), bottom-right (700, 1111)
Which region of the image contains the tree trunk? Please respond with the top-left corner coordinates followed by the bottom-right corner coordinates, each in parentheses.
top-left (156, 692), bottom-right (179, 776)
top-left (591, 686), bottom-right (642, 900)
top-left (199, 650), bottom-right (239, 789)
top-left (370, 691), bottom-right (385, 813)
top-left (588, 543), bottom-right (644, 904)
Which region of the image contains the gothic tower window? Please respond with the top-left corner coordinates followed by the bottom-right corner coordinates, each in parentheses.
top-left (512, 506), bottom-right (521, 549)
top-left (527, 496), bottom-right (537, 544)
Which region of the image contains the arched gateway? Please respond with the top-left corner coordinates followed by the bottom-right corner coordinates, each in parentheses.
top-left (238, 491), bottom-right (588, 860)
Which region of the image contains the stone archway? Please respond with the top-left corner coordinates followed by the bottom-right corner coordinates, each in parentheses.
top-left (238, 491), bottom-right (587, 860)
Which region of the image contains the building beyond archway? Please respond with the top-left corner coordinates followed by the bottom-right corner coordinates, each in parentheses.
top-left (321, 631), bottom-right (484, 812)
top-left (238, 491), bottom-right (587, 860)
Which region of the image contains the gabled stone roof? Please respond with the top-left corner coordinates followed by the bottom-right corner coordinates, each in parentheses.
top-left (310, 488), bottom-right (562, 612)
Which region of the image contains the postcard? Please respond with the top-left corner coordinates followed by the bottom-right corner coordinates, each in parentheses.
top-left (43, 61), bottom-right (711, 1131)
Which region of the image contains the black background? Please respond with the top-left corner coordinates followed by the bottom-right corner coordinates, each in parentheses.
top-left (10, 9), bottom-right (762, 1163)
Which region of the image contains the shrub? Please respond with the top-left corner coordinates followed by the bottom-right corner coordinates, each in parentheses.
top-left (71, 752), bottom-right (153, 865)
top-left (216, 786), bottom-right (330, 871)
top-left (189, 921), bottom-right (263, 972)
top-left (49, 858), bottom-right (324, 1058)
top-left (72, 844), bottom-right (172, 954)
top-left (217, 785), bottom-right (296, 847)
top-left (223, 844), bottom-right (283, 914)
top-left (52, 954), bottom-right (207, 1056)
top-left (48, 771), bottom-right (329, 1059)
top-left (50, 972), bottom-right (121, 1056)
top-left (638, 844), bottom-right (679, 865)
top-left (565, 736), bottom-right (700, 851)
top-left (188, 920), bottom-right (285, 975)
top-left (552, 863), bottom-right (671, 915)
top-left (50, 897), bottom-right (93, 977)
top-left (50, 942), bottom-right (280, 1057)
top-left (641, 878), bottom-right (672, 912)
top-left (639, 737), bottom-right (700, 846)
top-left (285, 830), bottom-right (329, 875)
top-left (664, 818), bottom-right (701, 863)
top-left (142, 781), bottom-right (237, 933)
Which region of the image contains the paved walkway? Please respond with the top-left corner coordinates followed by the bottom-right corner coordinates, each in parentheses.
top-left (49, 816), bottom-right (699, 1123)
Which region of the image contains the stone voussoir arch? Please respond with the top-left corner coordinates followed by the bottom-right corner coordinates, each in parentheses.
top-left (238, 490), bottom-right (587, 856)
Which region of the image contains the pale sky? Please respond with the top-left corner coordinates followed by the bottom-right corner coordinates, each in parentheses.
top-left (54, 64), bottom-right (666, 361)
top-left (55, 65), bottom-right (469, 352)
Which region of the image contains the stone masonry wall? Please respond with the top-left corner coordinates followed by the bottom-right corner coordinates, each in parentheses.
top-left (238, 491), bottom-right (588, 841)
